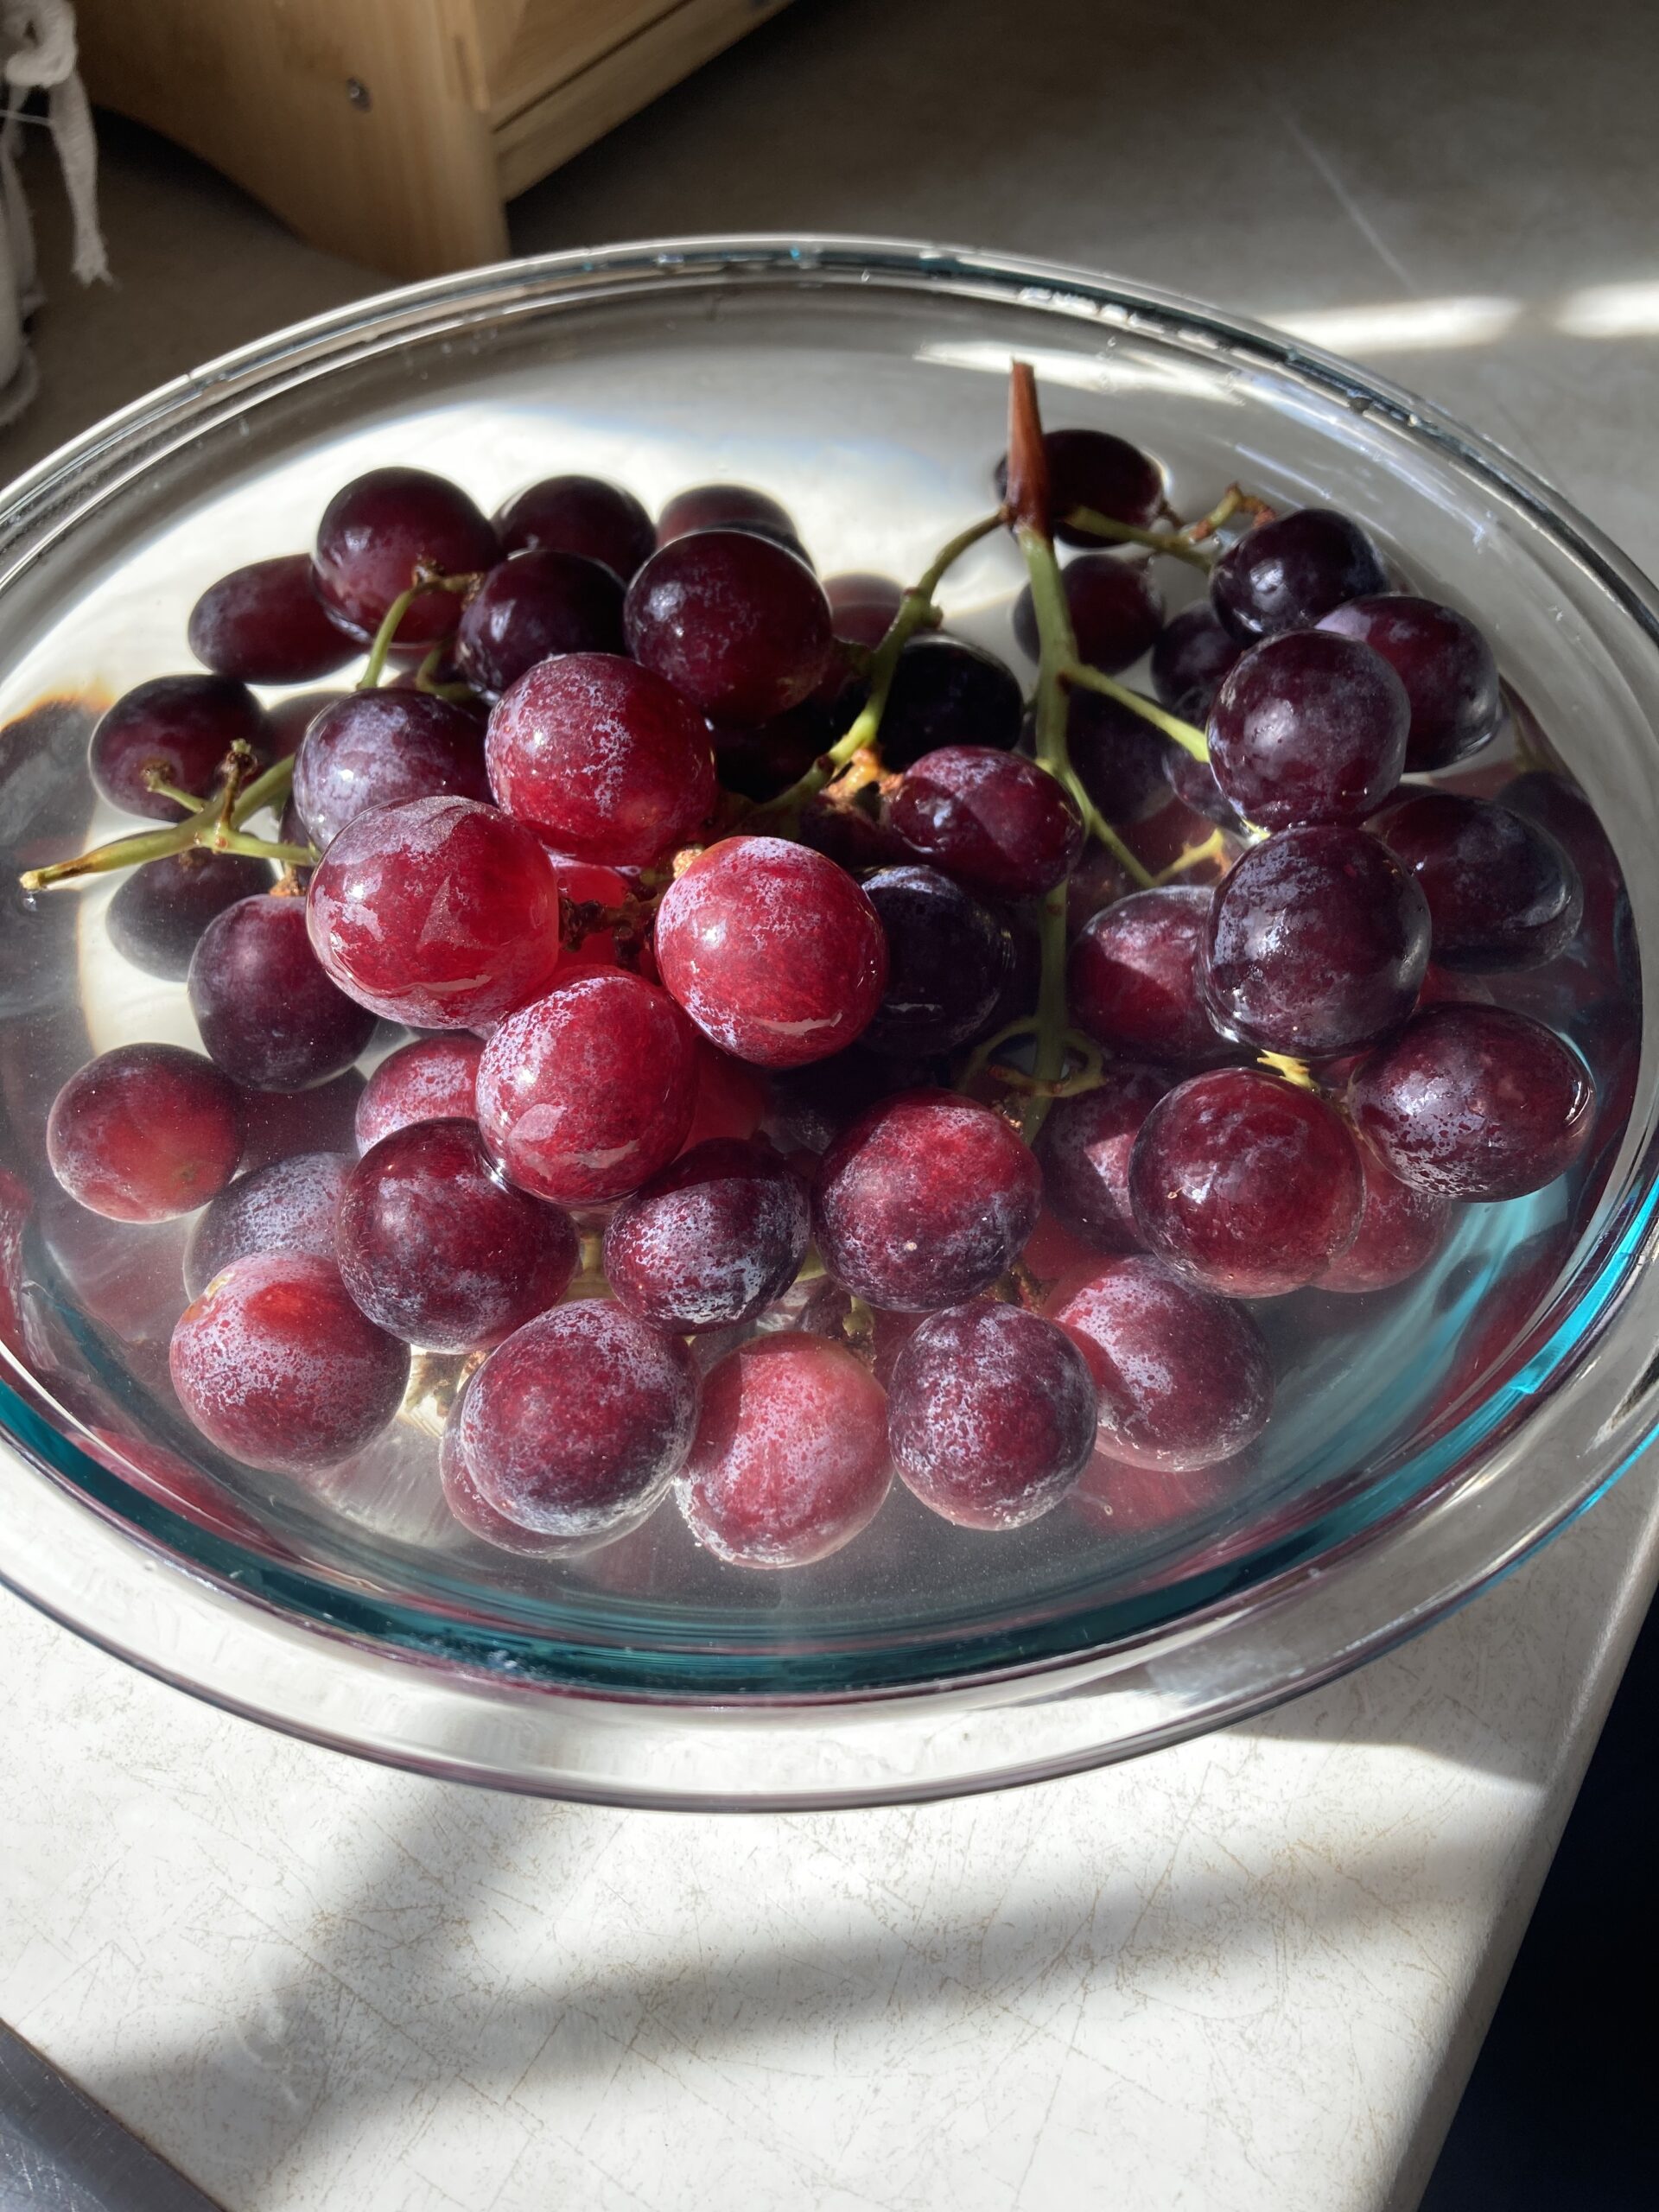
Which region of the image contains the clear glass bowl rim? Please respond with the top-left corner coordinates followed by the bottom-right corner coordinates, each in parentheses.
top-left (2, 232), bottom-right (1657, 1810)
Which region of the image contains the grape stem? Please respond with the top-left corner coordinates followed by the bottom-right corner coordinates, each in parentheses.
top-left (356, 564), bottom-right (485, 691)
top-left (19, 747), bottom-right (312, 891)
top-left (1064, 661), bottom-right (1208, 761)
top-left (755, 509), bottom-right (1005, 824)
top-left (1064, 506), bottom-right (1214, 569)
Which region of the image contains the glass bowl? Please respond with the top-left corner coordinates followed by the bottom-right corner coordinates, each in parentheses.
top-left (0, 237), bottom-right (1656, 1810)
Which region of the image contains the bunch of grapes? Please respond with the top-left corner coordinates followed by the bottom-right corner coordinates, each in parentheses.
top-left (20, 365), bottom-right (1619, 1576)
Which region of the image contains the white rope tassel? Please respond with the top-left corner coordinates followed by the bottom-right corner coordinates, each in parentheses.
top-left (2, 0), bottom-right (109, 424)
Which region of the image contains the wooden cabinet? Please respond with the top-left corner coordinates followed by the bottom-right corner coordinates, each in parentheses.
top-left (73, 0), bottom-right (796, 278)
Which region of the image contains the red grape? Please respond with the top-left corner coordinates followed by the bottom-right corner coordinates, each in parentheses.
top-left (169, 1251), bottom-right (409, 1474)
top-left (1053, 1256), bottom-right (1274, 1470)
top-left (291, 690), bottom-right (491, 850)
top-left (1034, 1065), bottom-right (1169, 1252)
top-left (105, 849), bottom-right (272, 981)
top-left (189, 894), bottom-right (376, 1091)
top-left (48, 1044), bottom-right (243, 1223)
top-left (1065, 690), bottom-right (1179, 823)
top-left (188, 555), bottom-right (359, 683)
top-left (1315, 1147), bottom-right (1452, 1294)
top-left (1317, 594), bottom-right (1501, 771)
top-left (677, 1332), bottom-right (889, 1566)
top-left (1202, 826), bottom-right (1430, 1058)
top-left (624, 529), bottom-right (832, 722)
top-left (654, 836), bottom-right (888, 1068)
top-left (475, 970), bottom-right (697, 1205)
top-left (1068, 887), bottom-right (1232, 1067)
top-left (439, 1421), bottom-right (590, 1557)
top-left (493, 474), bottom-right (656, 579)
top-left (814, 1089), bottom-right (1041, 1310)
top-left (453, 549), bottom-right (626, 699)
top-left (448, 1300), bottom-right (699, 1539)
top-left (354, 1036), bottom-right (482, 1150)
top-left (709, 702), bottom-right (831, 801)
top-left (306, 795), bottom-right (563, 1028)
top-left (1014, 552), bottom-right (1163, 672)
top-left (486, 651), bottom-right (715, 866)
top-left (603, 1137), bottom-right (810, 1332)
top-left (337, 1117), bottom-right (577, 1351)
top-left (1206, 631), bottom-right (1408, 829)
top-left (311, 466), bottom-right (497, 649)
top-left (1210, 508), bottom-right (1389, 642)
top-left (90, 675), bottom-right (270, 822)
top-left (1128, 1067), bottom-right (1363, 1295)
top-left (183, 1148), bottom-right (353, 1299)
top-left (888, 1301), bottom-right (1096, 1529)
top-left (1347, 1004), bottom-right (1595, 1200)
top-left (1370, 791), bottom-right (1582, 970)
top-left (888, 746), bottom-right (1083, 898)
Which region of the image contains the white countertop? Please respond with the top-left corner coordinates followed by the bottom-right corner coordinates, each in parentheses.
top-left (7, 0), bottom-right (1659, 2205)
top-left (5, 1456), bottom-right (1656, 2212)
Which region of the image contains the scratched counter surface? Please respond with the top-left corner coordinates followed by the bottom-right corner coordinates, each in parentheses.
top-left (7, 0), bottom-right (1659, 2206)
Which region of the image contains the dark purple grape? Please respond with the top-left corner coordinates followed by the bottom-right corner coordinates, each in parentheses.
top-left (603, 1138), bottom-right (810, 1332)
top-left (452, 549), bottom-right (626, 699)
top-left (1162, 746), bottom-right (1243, 829)
top-left (1128, 1067), bottom-right (1363, 1296)
top-left (184, 1149), bottom-right (353, 1300)
top-left (888, 746), bottom-right (1083, 898)
top-left (1062, 689), bottom-right (1178, 823)
top-left (47, 1044), bottom-right (244, 1224)
top-left (1371, 791), bottom-right (1582, 970)
top-left (337, 1117), bottom-right (578, 1352)
top-left (105, 849), bottom-right (273, 981)
top-left (624, 530), bottom-right (831, 723)
top-left (311, 467), bottom-right (498, 649)
top-left (1014, 553), bottom-right (1163, 673)
top-left (814, 1089), bottom-right (1040, 1311)
top-left (170, 1252), bottom-right (409, 1476)
top-left (677, 1332), bottom-right (889, 1567)
top-left (888, 1301), bottom-right (1096, 1529)
top-left (824, 572), bottom-right (903, 648)
top-left (188, 555), bottom-right (360, 684)
top-left (709, 702), bottom-right (830, 801)
top-left (658, 483), bottom-right (803, 555)
top-left (860, 865), bottom-right (1014, 1057)
top-left (1068, 887), bottom-right (1232, 1067)
top-left (1348, 1005), bottom-right (1595, 1200)
top-left (89, 676), bottom-right (271, 822)
top-left (493, 474), bottom-right (656, 579)
top-left (1150, 602), bottom-right (1242, 717)
top-left (1317, 594), bottom-right (1501, 771)
top-left (291, 690), bottom-right (491, 850)
top-left (995, 428), bottom-right (1165, 544)
top-left (1210, 508), bottom-right (1389, 643)
top-left (447, 1300), bottom-right (699, 1540)
top-left (1316, 1148), bottom-right (1452, 1294)
top-left (188, 894), bottom-right (376, 1092)
top-left (1203, 826), bottom-right (1430, 1058)
top-left (880, 634), bottom-right (1023, 769)
top-left (1034, 1065), bottom-right (1170, 1251)
top-left (1053, 1257), bottom-right (1274, 1469)
top-left (1206, 631), bottom-right (1408, 829)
